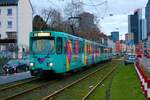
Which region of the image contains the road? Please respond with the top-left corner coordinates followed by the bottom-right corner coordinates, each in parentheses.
top-left (139, 56), bottom-right (150, 72)
top-left (0, 71), bottom-right (33, 85)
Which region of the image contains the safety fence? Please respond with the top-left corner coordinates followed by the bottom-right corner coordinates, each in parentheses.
top-left (135, 62), bottom-right (150, 100)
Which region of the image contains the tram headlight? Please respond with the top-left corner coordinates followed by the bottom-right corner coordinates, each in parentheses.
top-left (30, 62), bottom-right (34, 66)
top-left (47, 63), bottom-right (53, 67)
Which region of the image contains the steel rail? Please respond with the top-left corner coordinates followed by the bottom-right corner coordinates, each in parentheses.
top-left (82, 66), bottom-right (118, 100)
top-left (4, 80), bottom-right (57, 100)
top-left (0, 77), bottom-right (39, 91)
top-left (41, 64), bottom-right (108, 100)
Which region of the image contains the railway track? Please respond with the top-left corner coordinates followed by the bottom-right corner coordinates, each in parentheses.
top-left (0, 60), bottom-right (118, 100)
top-left (41, 63), bottom-right (117, 100)
top-left (3, 79), bottom-right (58, 100)
top-left (82, 66), bottom-right (117, 100)
top-left (0, 77), bottom-right (39, 92)
top-left (3, 63), bottom-right (109, 100)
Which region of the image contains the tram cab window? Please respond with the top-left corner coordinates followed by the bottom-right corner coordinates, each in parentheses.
top-left (56, 37), bottom-right (62, 54)
top-left (31, 37), bottom-right (55, 54)
top-left (101, 47), bottom-right (104, 53)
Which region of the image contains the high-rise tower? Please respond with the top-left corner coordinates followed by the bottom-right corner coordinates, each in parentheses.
top-left (128, 9), bottom-right (142, 44)
top-left (146, 0), bottom-right (150, 35)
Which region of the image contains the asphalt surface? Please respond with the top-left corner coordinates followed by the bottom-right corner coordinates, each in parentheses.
top-left (139, 56), bottom-right (150, 72)
top-left (0, 71), bottom-right (33, 85)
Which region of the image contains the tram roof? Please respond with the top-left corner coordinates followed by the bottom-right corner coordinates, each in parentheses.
top-left (31, 31), bottom-right (110, 48)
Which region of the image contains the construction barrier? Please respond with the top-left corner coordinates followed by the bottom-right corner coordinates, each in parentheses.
top-left (134, 62), bottom-right (150, 100)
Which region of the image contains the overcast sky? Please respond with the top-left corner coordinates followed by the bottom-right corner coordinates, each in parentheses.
top-left (30, 0), bottom-right (148, 40)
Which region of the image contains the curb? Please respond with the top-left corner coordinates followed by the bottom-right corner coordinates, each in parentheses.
top-left (134, 62), bottom-right (150, 100)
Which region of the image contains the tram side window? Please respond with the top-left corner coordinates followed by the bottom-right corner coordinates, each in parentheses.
top-left (78, 41), bottom-right (82, 53)
top-left (101, 47), bottom-right (104, 53)
top-left (81, 42), bottom-right (84, 53)
top-left (56, 37), bottom-right (62, 54)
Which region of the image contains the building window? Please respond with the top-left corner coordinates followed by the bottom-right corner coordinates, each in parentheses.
top-left (6, 32), bottom-right (16, 39)
top-left (0, 22), bottom-right (1, 28)
top-left (7, 21), bottom-right (12, 28)
top-left (7, 8), bottom-right (12, 16)
top-left (0, 9), bottom-right (1, 15)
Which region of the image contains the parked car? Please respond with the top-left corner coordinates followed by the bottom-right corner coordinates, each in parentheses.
top-left (3, 59), bottom-right (29, 74)
top-left (20, 55), bottom-right (29, 69)
top-left (112, 53), bottom-right (116, 58)
top-left (124, 54), bottom-right (136, 65)
top-left (144, 48), bottom-right (150, 58)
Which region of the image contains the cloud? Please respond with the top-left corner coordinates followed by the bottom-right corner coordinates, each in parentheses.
top-left (101, 14), bottom-right (128, 32)
top-left (31, 0), bottom-right (148, 39)
top-left (97, 0), bottom-right (148, 39)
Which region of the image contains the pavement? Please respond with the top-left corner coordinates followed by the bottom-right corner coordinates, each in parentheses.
top-left (139, 56), bottom-right (150, 72)
top-left (0, 71), bottom-right (33, 85)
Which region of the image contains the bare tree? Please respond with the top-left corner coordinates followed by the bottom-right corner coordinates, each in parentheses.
top-left (40, 7), bottom-right (54, 30)
top-left (64, 1), bottom-right (83, 18)
top-left (50, 10), bottom-right (62, 29)
top-left (39, 7), bottom-right (64, 31)
top-left (64, 1), bottom-right (83, 34)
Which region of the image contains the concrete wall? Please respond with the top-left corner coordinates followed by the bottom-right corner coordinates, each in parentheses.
top-left (0, 0), bottom-right (33, 53)
top-left (18, 0), bottom-right (33, 50)
top-left (107, 38), bottom-right (115, 54)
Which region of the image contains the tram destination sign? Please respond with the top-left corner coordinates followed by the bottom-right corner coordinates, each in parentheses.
top-left (34, 32), bottom-right (50, 37)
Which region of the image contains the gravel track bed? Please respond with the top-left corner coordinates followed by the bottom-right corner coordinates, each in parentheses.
top-left (0, 78), bottom-right (49, 99)
top-left (51, 61), bottom-right (118, 100)
top-left (2, 60), bottom-right (116, 100)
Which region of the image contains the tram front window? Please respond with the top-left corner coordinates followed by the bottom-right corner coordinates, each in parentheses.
top-left (32, 37), bottom-right (55, 54)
